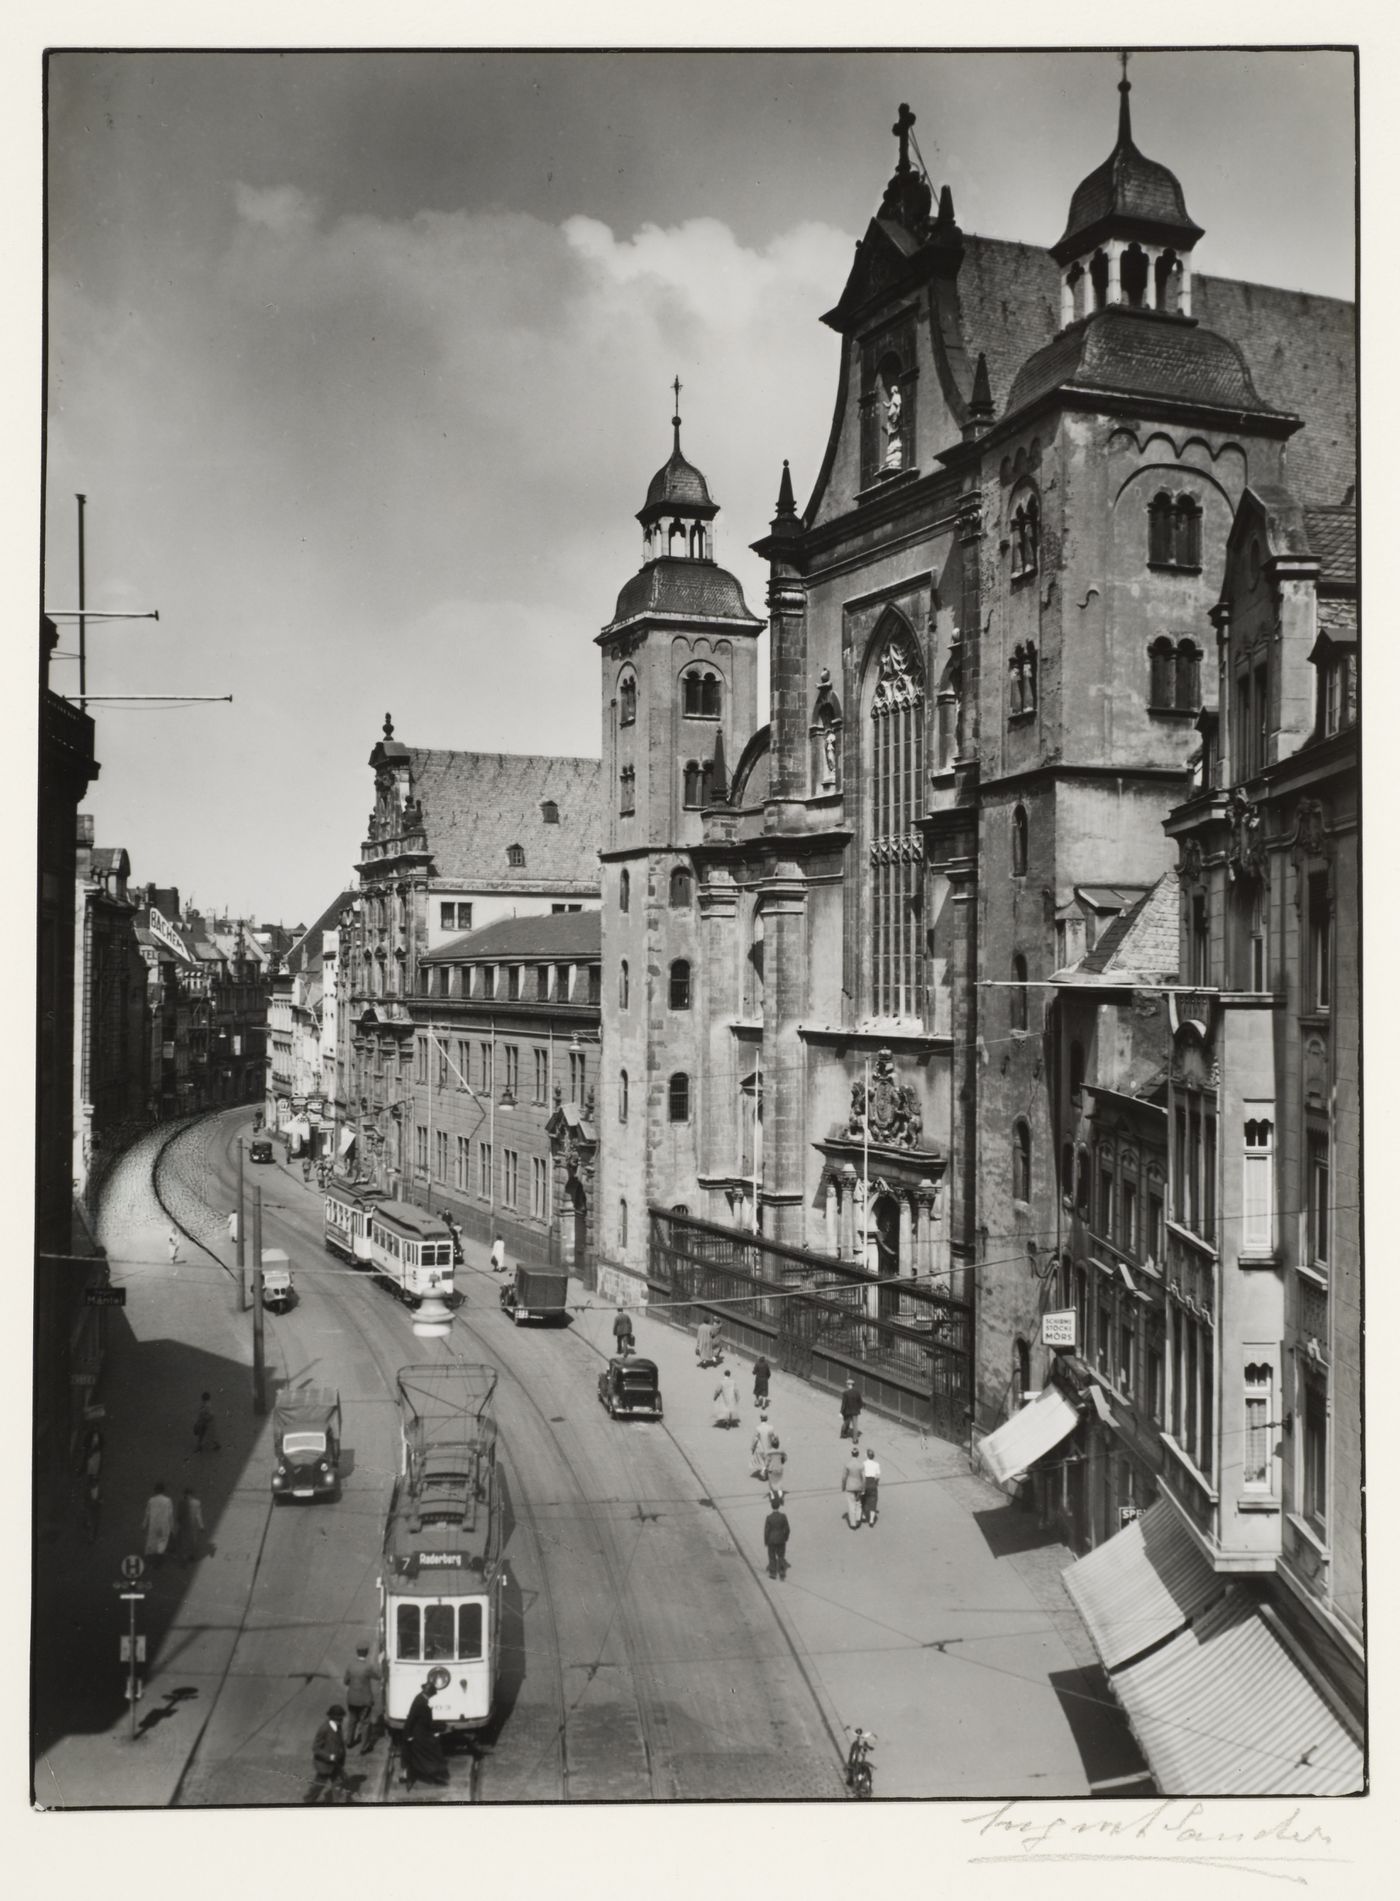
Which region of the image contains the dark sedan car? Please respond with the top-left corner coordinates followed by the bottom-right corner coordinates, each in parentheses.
top-left (597, 1356), bottom-right (663, 1419)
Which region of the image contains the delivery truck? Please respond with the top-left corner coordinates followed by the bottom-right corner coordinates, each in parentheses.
top-left (499, 1263), bottom-right (569, 1326)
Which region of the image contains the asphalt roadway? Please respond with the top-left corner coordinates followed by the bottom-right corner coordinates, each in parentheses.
top-left (32, 1107), bottom-right (1147, 1808)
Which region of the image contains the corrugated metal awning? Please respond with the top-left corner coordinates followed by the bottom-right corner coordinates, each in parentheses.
top-left (1114, 1592), bottom-right (1364, 1796)
top-left (977, 1386), bottom-right (1079, 1485)
top-left (1063, 1497), bottom-right (1220, 1670)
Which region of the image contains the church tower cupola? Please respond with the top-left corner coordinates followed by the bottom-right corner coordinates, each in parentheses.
top-left (1051, 57), bottom-right (1205, 329)
top-left (637, 377), bottom-right (721, 565)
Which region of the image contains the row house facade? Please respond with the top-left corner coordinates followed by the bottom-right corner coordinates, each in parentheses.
top-left (264, 893), bottom-right (351, 1156)
top-left (338, 720), bottom-right (602, 1211)
top-left (72, 825), bottom-right (148, 1205)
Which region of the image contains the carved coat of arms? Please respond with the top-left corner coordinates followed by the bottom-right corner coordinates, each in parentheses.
top-left (847, 1046), bottom-right (924, 1150)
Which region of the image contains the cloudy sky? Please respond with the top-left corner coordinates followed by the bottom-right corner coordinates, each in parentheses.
top-left (44, 47), bottom-right (1355, 924)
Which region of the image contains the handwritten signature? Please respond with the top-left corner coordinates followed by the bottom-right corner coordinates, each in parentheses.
top-left (963, 1800), bottom-right (1341, 1884)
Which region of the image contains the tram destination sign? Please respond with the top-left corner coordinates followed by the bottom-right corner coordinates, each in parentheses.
top-left (85, 1286), bottom-right (127, 1308)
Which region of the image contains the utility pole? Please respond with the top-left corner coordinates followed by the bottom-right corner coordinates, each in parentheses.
top-left (76, 493), bottom-right (87, 712)
top-left (252, 1184), bottom-right (267, 1414)
top-left (236, 1141), bottom-right (247, 1310)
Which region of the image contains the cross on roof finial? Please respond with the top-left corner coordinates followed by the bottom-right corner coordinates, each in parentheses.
top-left (1116, 49), bottom-right (1133, 145)
top-left (893, 102), bottom-right (915, 173)
top-left (671, 374), bottom-right (683, 450)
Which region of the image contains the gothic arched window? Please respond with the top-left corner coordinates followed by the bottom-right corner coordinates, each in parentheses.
top-left (669, 959), bottom-right (691, 1010)
top-left (619, 1069), bottom-right (629, 1123)
top-left (669, 867), bottom-right (692, 908)
top-left (682, 760), bottom-right (702, 808)
top-left (683, 669), bottom-right (721, 719)
top-left (618, 960), bottom-right (629, 1009)
top-left (1012, 1119), bottom-right (1032, 1202)
top-left (866, 616), bottom-right (925, 1018)
top-left (668, 1072), bottom-right (691, 1123)
top-left (1011, 804), bottom-right (1029, 876)
top-left (619, 672), bottom-right (637, 726)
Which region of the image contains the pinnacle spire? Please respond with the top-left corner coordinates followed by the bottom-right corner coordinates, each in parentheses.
top-left (1118, 50), bottom-right (1133, 147)
top-left (672, 373), bottom-right (683, 452)
top-left (776, 459), bottom-right (796, 517)
top-left (969, 353), bottom-right (993, 416)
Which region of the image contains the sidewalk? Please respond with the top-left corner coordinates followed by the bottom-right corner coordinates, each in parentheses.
top-left (539, 1264), bottom-right (1111, 1798)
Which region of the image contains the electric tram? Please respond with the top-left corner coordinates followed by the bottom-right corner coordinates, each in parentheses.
top-left (366, 1198), bottom-right (457, 1306)
top-left (323, 1180), bottom-right (382, 1264)
top-left (379, 1363), bottom-right (504, 1737)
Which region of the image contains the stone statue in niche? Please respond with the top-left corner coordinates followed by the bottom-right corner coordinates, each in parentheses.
top-left (845, 1047), bottom-right (925, 1149)
top-left (822, 724), bottom-right (839, 787)
top-left (883, 382), bottom-right (904, 470)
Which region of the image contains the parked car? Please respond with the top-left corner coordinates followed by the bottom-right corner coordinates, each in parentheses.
top-left (597, 1356), bottom-right (663, 1420)
top-left (250, 1138), bottom-right (274, 1164)
top-left (500, 1264), bottom-right (569, 1325)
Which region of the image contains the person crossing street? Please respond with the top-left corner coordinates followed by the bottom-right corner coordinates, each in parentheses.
top-left (763, 1499), bottom-right (791, 1580)
top-left (342, 1644), bottom-right (376, 1751)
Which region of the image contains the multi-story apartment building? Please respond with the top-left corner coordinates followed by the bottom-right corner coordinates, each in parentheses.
top-left (73, 824), bottom-right (148, 1204)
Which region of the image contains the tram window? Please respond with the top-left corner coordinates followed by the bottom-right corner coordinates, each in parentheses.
top-left (423, 1605), bottom-right (456, 1661)
top-left (396, 1604), bottom-right (421, 1660)
top-left (458, 1603), bottom-right (483, 1659)
top-left (406, 1243), bottom-right (418, 1267)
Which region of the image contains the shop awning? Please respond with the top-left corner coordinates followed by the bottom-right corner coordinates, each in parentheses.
top-left (1062, 1498), bottom-right (1220, 1670)
top-left (1113, 1592), bottom-right (1364, 1796)
top-left (977, 1386), bottom-right (1079, 1485)
top-left (338, 1127), bottom-right (356, 1158)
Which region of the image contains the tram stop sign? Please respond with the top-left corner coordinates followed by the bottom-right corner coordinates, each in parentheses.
top-left (121, 1555), bottom-right (146, 1582)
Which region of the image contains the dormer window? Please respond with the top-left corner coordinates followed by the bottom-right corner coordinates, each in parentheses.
top-left (1148, 492), bottom-right (1202, 571)
top-left (540, 800), bottom-right (559, 825)
top-left (682, 669), bottom-right (721, 718)
top-left (506, 843), bottom-right (525, 868)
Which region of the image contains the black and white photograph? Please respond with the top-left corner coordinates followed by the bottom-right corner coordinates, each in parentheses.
top-left (28, 14), bottom-right (1370, 1866)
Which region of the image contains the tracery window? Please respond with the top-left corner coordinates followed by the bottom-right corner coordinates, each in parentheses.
top-left (1148, 492), bottom-right (1202, 570)
top-left (619, 672), bottom-right (637, 726)
top-left (867, 621), bottom-right (925, 1018)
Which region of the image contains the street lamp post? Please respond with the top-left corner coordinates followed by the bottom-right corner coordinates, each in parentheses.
top-left (251, 1185), bottom-right (267, 1415)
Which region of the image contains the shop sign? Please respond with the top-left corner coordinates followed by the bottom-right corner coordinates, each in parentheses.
top-left (147, 906), bottom-right (191, 961)
top-left (1042, 1309), bottom-right (1077, 1349)
top-left (85, 1287), bottom-right (127, 1307)
top-left (1118, 1504), bottom-right (1142, 1528)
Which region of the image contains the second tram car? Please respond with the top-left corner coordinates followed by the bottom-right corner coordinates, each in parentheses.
top-left (365, 1199), bottom-right (457, 1306)
top-left (380, 1363), bottom-right (503, 1737)
top-left (323, 1180), bottom-right (382, 1264)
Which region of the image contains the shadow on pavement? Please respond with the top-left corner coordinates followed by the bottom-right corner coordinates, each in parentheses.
top-left (971, 1500), bottom-right (1063, 1560)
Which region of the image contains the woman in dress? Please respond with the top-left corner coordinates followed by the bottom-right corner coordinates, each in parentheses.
top-left (712, 1367), bottom-right (741, 1428)
top-left (401, 1676), bottom-right (450, 1790)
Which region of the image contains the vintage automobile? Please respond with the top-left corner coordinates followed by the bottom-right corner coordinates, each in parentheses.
top-left (260, 1248), bottom-right (294, 1312)
top-left (500, 1264), bottom-right (569, 1325)
top-left (272, 1388), bottom-right (342, 1501)
top-left (250, 1138), bottom-right (274, 1164)
top-left (597, 1355), bottom-right (663, 1420)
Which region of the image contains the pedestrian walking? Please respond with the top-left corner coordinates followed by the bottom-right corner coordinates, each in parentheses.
top-left (307, 1704), bottom-right (351, 1804)
top-left (490, 1235), bottom-right (507, 1274)
top-left (175, 1486), bottom-right (205, 1566)
top-left (342, 1644), bottom-right (376, 1751)
top-left (752, 1354), bottom-right (771, 1409)
top-left (167, 1227), bottom-right (181, 1265)
top-left (763, 1501), bottom-right (791, 1579)
top-left (861, 1448), bottom-right (882, 1525)
top-left (401, 1676), bottom-right (449, 1789)
top-left (712, 1367), bottom-right (741, 1428)
top-left (80, 1476), bottom-right (102, 1544)
top-left (839, 1378), bottom-right (863, 1441)
top-left (842, 1447), bottom-right (866, 1529)
top-left (612, 1299), bottom-right (635, 1357)
top-left (763, 1435), bottom-right (787, 1493)
top-left (695, 1319), bottom-right (721, 1368)
top-left (192, 1391), bottom-right (221, 1454)
top-left (142, 1481), bottom-right (174, 1568)
top-left (226, 1210), bottom-right (239, 1245)
top-left (749, 1414), bottom-right (775, 1477)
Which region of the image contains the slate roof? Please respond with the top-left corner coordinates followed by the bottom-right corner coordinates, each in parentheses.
top-left (1065, 869), bottom-right (1180, 985)
top-left (943, 236), bottom-right (1354, 508)
top-left (403, 753), bottom-right (602, 887)
top-left (1303, 506), bottom-right (1357, 586)
top-left (604, 559), bottom-right (761, 635)
top-left (286, 890), bottom-right (356, 975)
top-left (643, 439), bottom-right (715, 514)
top-left (1054, 90), bottom-right (1203, 260)
top-left (1006, 305), bottom-right (1277, 423)
top-left (422, 909), bottom-right (601, 965)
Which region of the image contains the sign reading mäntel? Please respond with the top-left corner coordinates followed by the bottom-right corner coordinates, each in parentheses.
top-left (1042, 1309), bottom-right (1077, 1349)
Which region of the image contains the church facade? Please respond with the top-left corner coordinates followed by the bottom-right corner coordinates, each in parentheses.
top-left (594, 84), bottom-right (1355, 1438)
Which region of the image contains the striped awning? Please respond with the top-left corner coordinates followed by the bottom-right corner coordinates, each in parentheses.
top-left (977, 1386), bottom-right (1080, 1486)
top-left (1063, 1497), bottom-right (1221, 1670)
top-left (1114, 1592), bottom-right (1364, 1796)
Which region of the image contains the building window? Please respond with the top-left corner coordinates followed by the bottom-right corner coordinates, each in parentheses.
top-left (1008, 642), bottom-right (1038, 716)
top-left (478, 1140), bottom-right (492, 1198)
top-left (532, 1156), bottom-right (549, 1220)
top-left (682, 759), bottom-right (715, 808)
top-left (569, 1050), bottom-right (585, 1099)
top-left (1242, 1115), bottom-right (1274, 1254)
top-left (1011, 1119), bottom-right (1031, 1202)
top-left (1075, 1148), bottom-right (1090, 1218)
top-left (439, 900), bottom-right (473, 933)
top-left (1010, 952), bottom-right (1028, 1032)
top-left (619, 1069), bottom-right (629, 1123)
top-left (668, 1072), bottom-right (691, 1123)
top-left (534, 1049), bottom-right (548, 1104)
top-left (499, 1148), bottom-right (517, 1209)
top-left (1246, 881), bottom-right (1267, 992)
top-left (619, 959), bottom-right (629, 1009)
top-left (506, 843), bottom-right (525, 868)
top-left (1149, 637), bottom-right (1202, 713)
top-left (435, 1130), bottom-right (448, 1181)
top-left (619, 672), bottom-right (637, 726)
top-left (619, 1197), bottom-right (628, 1248)
top-left (1243, 1360), bottom-right (1274, 1489)
top-left (1235, 658), bottom-right (1270, 780)
top-left (415, 1125), bottom-right (428, 1173)
top-left (536, 964), bottom-right (550, 1000)
top-left (1148, 1189), bottom-right (1165, 1264)
top-left (1146, 1333), bottom-right (1164, 1422)
top-left (1010, 494), bottom-right (1040, 580)
top-left (1307, 1129), bottom-right (1330, 1272)
top-left (415, 1036), bottom-right (428, 1084)
top-left (619, 766), bottom-right (635, 816)
top-left (1011, 804), bottom-right (1028, 876)
top-left (669, 959), bottom-right (691, 1010)
top-left (1098, 1166), bottom-right (1115, 1239)
top-left (1120, 1176), bottom-right (1138, 1255)
top-left (1189, 890), bottom-right (1210, 986)
top-left (541, 800), bottom-right (559, 826)
top-left (1118, 1317), bottom-right (1135, 1396)
top-left (1300, 1368), bottom-right (1328, 1530)
top-left (480, 1042), bottom-right (494, 1094)
top-left (437, 1038), bottom-right (449, 1087)
top-left (1321, 650), bottom-right (1357, 736)
top-left (1148, 492), bottom-right (1202, 570)
top-left (455, 1134), bottom-right (470, 1192)
top-left (682, 669), bottom-right (721, 718)
top-left (1307, 873), bottom-right (1331, 1012)
top-left (504, 1045), bottom-right (519, 1096)
top-left (507, 965), bottom-right (521, 1002)
top-left (1170, 1301), bottom-right (1214, 1476)
top-left (669, 866), bottom-right (693, 907)
top-left (867, 620), bottom-right (925, 1018)
top-left (619, 868), bottom-right (630, 913)
top-left (1096, 1292), bottom-right (1112, 1376)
